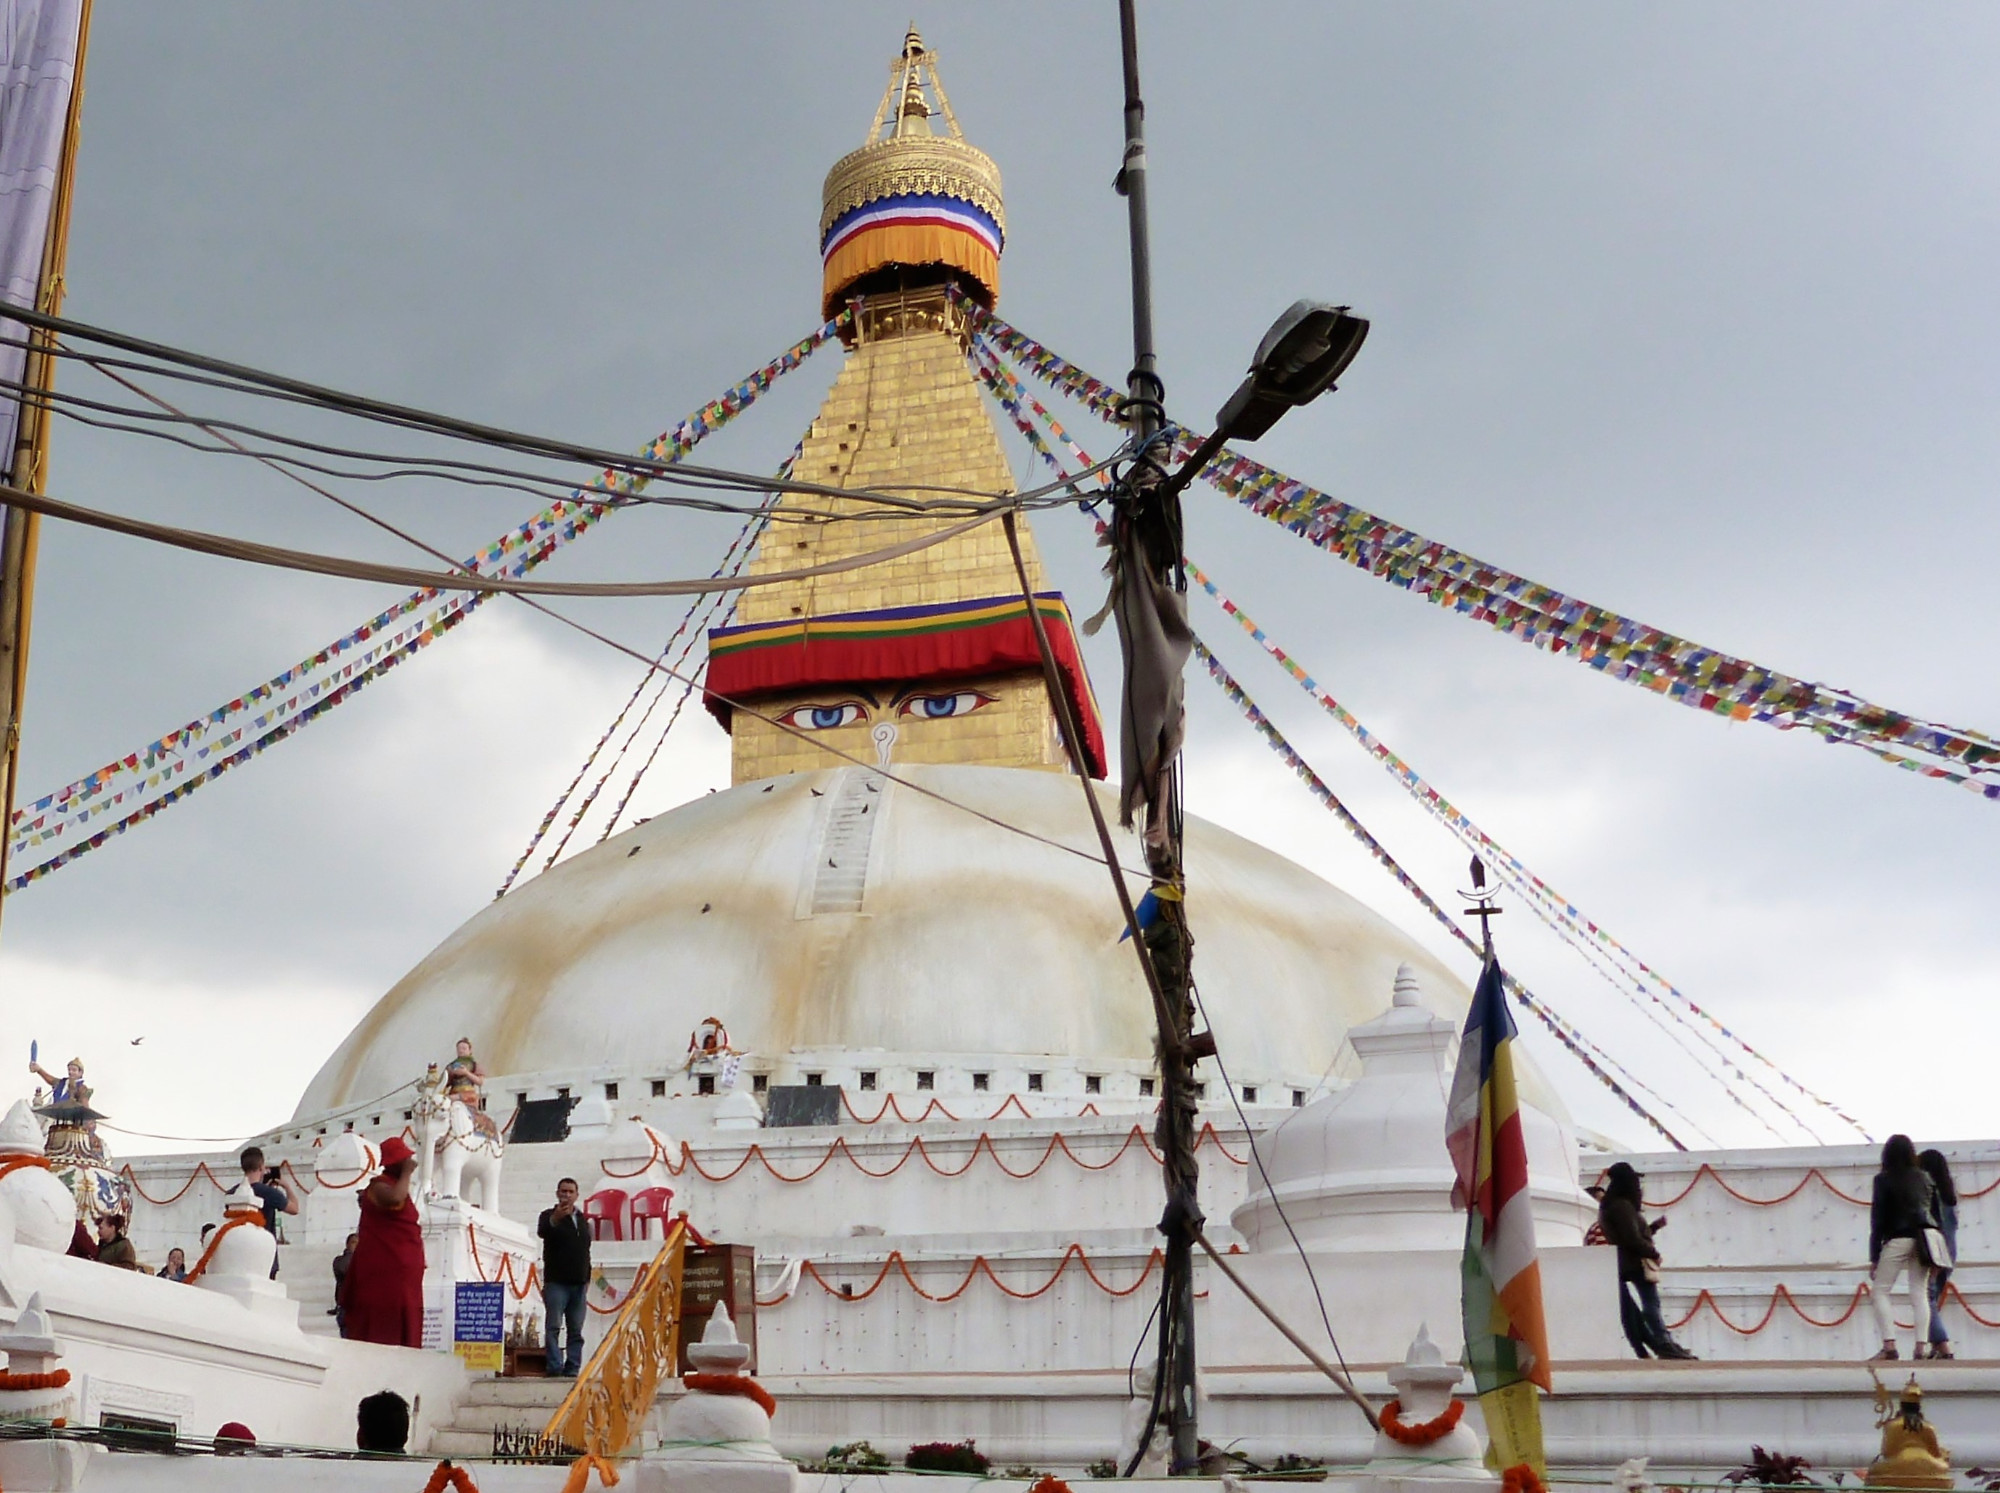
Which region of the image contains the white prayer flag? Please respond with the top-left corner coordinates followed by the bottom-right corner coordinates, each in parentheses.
top-left (0, 0), bottom-right (83, 463)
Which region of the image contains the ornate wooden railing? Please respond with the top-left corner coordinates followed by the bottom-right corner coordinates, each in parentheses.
top-left (542, 1218), bottom-right (688, 1458)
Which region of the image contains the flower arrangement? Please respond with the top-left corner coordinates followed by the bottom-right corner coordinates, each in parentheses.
top-left (907, 1439), bottom-right (991, 1474)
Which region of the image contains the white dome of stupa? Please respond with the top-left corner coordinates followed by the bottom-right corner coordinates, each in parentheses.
top-left (294, 765), bottom-right (1565, 1120)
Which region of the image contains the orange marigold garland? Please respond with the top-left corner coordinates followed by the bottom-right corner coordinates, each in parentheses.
top-left (1377, 1397), bottom-right (1466, 1446)
top-left (682, 1373), bottom-right (778, 1417)
top-left (1501, 1464), bottom-right (1547, 1493)
top-left (420, 1460), bottom-right (479, 1493)
top-left (0, 1368), bottom-right (71, 1391)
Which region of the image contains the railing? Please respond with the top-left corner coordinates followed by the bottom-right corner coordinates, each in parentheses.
top-left (542, 1218), bottom-right (688, 1458)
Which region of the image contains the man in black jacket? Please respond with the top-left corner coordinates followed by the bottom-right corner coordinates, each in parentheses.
top-left (538, 1178), bottom-right (592, 1375)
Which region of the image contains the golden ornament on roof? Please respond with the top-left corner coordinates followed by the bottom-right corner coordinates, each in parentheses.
top-left (819, 29), bottom-right (1005, 317)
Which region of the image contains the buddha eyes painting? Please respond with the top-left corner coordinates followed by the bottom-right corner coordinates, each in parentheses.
top-left (773, 687), bottom-right (996, 731)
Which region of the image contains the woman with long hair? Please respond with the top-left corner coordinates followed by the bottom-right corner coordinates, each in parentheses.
top-left (1869, 1133), bottom-right (1940, 1360)
top-left (157, 1245), bottom-right (188, 1282)
top-left (1917, 1149), bottom-right (1958, 1360)
top-left (1596, 1162), bottom-right (1697, 1359)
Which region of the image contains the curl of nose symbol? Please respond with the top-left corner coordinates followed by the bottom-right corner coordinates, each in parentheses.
top-left (871, 720), bottom-right (898, 768)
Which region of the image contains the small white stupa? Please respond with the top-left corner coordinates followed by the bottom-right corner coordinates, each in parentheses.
top-left (655, 1301), bottom-right (794, 1493)
top-left (1365, 1325), bottom-right (1494, 1493)
top-left (0, 1101), bottom-right (75, 1255)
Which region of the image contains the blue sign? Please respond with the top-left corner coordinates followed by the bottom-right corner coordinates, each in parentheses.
top-left (454, 1280), bottom-right (505, 1372)
top-left (455, 1280), bottom-right (504, 1342)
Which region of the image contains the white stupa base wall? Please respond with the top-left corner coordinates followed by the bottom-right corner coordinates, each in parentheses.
top-left (1206, 1244), bottom-right (1629, 1366)
top-left (0, 1243), bottom-right (470, 1453)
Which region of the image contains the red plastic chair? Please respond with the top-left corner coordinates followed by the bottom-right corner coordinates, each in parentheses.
top-left (628, 1186), bottom-right (676, 1240)
top-left (583, 1188), bottom-right (627, 1242)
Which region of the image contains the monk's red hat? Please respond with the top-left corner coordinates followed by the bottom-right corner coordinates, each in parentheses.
top-left (378, 1136), bottom-right (415, 1170)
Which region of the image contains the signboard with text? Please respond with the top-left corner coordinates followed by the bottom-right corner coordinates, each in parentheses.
top-left (453, 1280), bottom-right (505, 1373)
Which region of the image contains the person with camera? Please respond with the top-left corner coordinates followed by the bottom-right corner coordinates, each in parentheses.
top-left (1597, 1161), bottom-right (1698, 1359)
top-left (229, 1146), bottom-right (299, 1279)
top-left (538, 1177), bottom-right (592, 1376)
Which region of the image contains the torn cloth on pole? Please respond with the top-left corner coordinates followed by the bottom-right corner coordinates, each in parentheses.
top-left (1086, 519), bottom-right (1189, 834)
top-left (0, 0), bottom-right (83, 459)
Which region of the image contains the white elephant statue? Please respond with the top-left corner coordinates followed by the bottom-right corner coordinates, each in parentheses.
top-left (413, 1073), bottom-right (504, 1213)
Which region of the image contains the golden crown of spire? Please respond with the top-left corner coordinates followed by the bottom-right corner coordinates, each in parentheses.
top-left (819, 28), bottom-right (1004, 243)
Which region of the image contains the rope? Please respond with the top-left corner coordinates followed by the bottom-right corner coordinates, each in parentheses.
top-left (971, 339), bottom-right (1689, 1148)
top-left (1181, 558), bottom-right (1859, 1143)
top-left (1615, 1160), bottom-right (2000, 1209)
top-left (787, 1243), bottom-right (1190, 1305)
top-left (975, 329), bottom-right (1843, 1144)
top-left (507, 474), bottom-right (779, 890)
top-left (603, 1122), bottom-right (1250, 1187)
top-left (1193, 636), bottom-right (1690, 1151)
top-left (1665, 1278), bottom-right (2000, 1334)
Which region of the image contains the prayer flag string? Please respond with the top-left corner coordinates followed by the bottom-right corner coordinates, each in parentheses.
top-left (963, 306), bottom-right (2000, 800)
top-left (1180, 561), bottom-right (1863, 1142)
top-left (8, 320), bottom-right (843, 891)
top-left (969, 339), bottom-right (1692, 1148)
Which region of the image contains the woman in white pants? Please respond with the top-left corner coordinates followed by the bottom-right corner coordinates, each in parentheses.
top-left (1869, 1133), bottom-right (1940, 1360)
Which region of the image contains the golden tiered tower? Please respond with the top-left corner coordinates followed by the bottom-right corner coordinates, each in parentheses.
top-left (708, 30), bottom-right (1103, 787)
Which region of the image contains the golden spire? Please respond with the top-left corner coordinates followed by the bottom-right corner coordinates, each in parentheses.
top-left (705, 31), bottom-right (1104, 786)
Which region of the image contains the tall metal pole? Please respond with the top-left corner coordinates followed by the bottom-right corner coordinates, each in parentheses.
top-left (0, 0), bottom-right (95, 925)
top-left (1115, 0), bottom-right (1201, 1472)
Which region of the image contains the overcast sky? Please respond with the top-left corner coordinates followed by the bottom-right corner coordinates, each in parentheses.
top-left (3, 3), bottom-right (1995, 1156)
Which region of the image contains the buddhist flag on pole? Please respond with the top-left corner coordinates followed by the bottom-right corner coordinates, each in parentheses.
top-left (1445, 956), bottom-right (1550, 1477)
top-left (0, 0), bottom-right (84, 458)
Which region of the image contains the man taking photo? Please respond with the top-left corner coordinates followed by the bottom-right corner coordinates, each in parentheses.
top-left (231, 1146), bottom-right (299, 1278)
top-left (538, 1178), bottom-right (591, 1376)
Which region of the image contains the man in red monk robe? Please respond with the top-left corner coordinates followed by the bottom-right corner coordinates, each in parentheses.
top-left (343, 1136), bottom-right (425, 1348)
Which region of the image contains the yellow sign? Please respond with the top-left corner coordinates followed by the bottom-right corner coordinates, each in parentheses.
top-left (454, 1341), bottom-right (503, 1374)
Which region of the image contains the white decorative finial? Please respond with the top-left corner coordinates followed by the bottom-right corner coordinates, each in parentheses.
top-left (0, 1098), bottom-right (44, 1156)
top-left (1405, 1322), bottom-right (1444, 1367)
top-left (1392, 963), bottom-right (1422, 1008)
top-left (687, 1300), bottom-right (752, 1373)
top-left (703, 1301), bottom-right (737, 1344)
top-left (0, 1291), bottom-right (60, 1371)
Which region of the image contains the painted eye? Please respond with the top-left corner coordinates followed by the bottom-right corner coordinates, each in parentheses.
top-left (776, 702), bottom-right (867, 731)
top-left (898, 691), bottom-right (995, 720)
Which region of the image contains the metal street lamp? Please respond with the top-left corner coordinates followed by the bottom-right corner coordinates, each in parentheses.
top-left (1163, 300), bottom-right (1370, 497)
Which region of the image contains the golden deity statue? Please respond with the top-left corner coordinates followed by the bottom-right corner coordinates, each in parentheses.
top-left (1866, 1375), bottom-right (1950, 1491)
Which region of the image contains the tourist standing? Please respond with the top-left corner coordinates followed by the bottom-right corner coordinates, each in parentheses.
top-left (1869, 1133), bottom-right (1940, 1361)
top-left (1918, 1149), bottom-right (1958, 1360)
top-left (331, 1231), bottom-right (359, 1335)
top-left (538, 1177), bottom-right (591, 1376)
top-left (158, 1246), bottom-right (188, 1281)
top-left (1597, 1162), bottom-right (1697, 1359)
top-left (344, 1136), bottom-right (425, 1348)
top-left (229, 1146), bottom-right (299, 1279)
top-left (94, 1214), bottom-right (140, 1270)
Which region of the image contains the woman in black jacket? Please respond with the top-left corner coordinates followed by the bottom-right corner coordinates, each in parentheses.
top-left (1597, 1162), bottom-right (1697, 1359)
top-left (1869, 1133), bottom-right (1940, 1361)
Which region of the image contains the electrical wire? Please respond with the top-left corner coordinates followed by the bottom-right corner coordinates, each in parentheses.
top-left (0, 478), bottom-right (1011, 596)
top-left (1189, 979), bottom-right (1361, 1387)
top-left (0, 312), bottom-right (1117, 514)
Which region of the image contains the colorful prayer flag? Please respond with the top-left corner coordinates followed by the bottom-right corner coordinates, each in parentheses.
top-left (1445, 957), bottom-right (1549, 1475)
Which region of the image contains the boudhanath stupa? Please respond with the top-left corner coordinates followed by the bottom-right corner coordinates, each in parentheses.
top-left (3, 26), bottom-right (1998, 1491)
